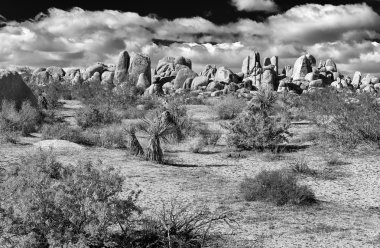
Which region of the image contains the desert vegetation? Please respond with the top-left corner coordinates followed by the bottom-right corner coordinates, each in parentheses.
top-left (0, 49), bottom-right (379, 247)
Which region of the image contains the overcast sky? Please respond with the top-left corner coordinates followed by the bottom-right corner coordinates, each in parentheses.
top-left (1, 0), bottom-right (380, 76)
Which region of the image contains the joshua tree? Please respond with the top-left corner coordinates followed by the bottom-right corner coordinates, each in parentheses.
top-left (125, 125), bottom-right (144, 156)
top-left (139, 117), bottom-right (174, 163)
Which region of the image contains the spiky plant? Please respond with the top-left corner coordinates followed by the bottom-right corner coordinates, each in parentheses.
top-left (160, 110), bottom-right (186, 142)
top-left (140, 117), bottom-right (175, 163)
top-left (247, 88), bottom-right (278, 115)
top-left (125, 125), bottom-right (144, 156)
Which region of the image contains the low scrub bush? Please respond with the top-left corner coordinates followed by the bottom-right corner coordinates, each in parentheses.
top-left (189, 137), bottom-right (207, 153)
top-left (84, 125), bottom-right (126, 149)
top-left (76, 104), bottom-right (122, 129)
top-left (42, 123), bottom-right (126, 148)
top-left (290, 159), bottom-right (317, 176)
top-left (136, 200), bottom-right (230, 248)
top-left (41, 123), bottom-right (93, 146)
top-left (299, 89), bottom-right (380, 149)
top-left (214, 95), bottom-right (246, 120)
top-left (224, 112), bottom-right (290, 151)
top-left (0, 151), bottom-right (141, 247)
top-left (240, 169), bottom-right (317, 206)
top-left (0, 100), bottom-right (41, 137)
top-left (122, 106), bottom-right (146, 119)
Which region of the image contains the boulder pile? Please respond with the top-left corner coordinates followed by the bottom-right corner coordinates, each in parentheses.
top-left (8, 49), bottom-right (380, 100)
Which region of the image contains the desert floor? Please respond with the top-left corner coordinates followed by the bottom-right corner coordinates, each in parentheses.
top-left (1, 100), bottom-right (380, 248)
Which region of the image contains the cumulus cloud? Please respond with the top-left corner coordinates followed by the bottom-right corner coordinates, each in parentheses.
top-left (0, 3), bottom-right (380, 77)
top-left (231, 0), bottom-right (278, 12)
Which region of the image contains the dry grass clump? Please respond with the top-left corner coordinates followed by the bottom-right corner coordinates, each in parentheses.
top-left (290, 159), bottom-right (317, 176)
top-left (240, 169), bottom-right (317, 206)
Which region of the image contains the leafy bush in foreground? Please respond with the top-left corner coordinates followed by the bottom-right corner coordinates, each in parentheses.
top-left (240, 170), bottom-right (316, 206)
top-left (0, 151), bottom-right (141, 247)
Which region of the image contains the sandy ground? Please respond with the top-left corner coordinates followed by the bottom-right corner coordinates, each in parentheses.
top-left (1, 101), bottom-right (380, 247)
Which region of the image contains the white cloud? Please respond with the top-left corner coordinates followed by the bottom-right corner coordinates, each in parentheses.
top-left (0, 3), bottom-right (380, 77)
top-left (231, 0), bottom-right (278, 12)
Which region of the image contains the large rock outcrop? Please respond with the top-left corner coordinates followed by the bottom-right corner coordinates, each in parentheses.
top-left (128, 52), bottom-right (151, 87)
top-left (292, 55), bottom-right (312, 81)
top-left (214, 67), bottom-right (238, 84)
top-left (174, 56), bottom-right (192, 69)
top-left (83, 63), bottom-right (108, 80)
top-left (174, 68), bottom-right (198, 89)
top-left (114, 50), bottom-right (130, 86)
top-left (156, 57), bottom-right (175, 77)
top-left (0, 70), bottom-right (38, 108)
top-left (242, 51), bottom-right (261, 77)
top-left (200, 64), bottom-right (217, 79)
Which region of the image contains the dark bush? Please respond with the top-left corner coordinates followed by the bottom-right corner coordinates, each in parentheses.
top-left (240, 170), bottom-right (317, 206)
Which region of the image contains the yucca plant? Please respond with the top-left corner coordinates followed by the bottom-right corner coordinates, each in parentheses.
top-left (160, 110), bottom-right (187, 143)
top-left (247, 88), bottom-right (278, 116)
top-left (125, 125), bottom-right (144, 156)
top-left (139, 117), bottom-right (175, 163)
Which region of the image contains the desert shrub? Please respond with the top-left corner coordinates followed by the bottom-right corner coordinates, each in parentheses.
top-left (76, 104), bottom-right (122, 129)
top-left (206, 132), bottom-right (222, 146)
top-left (41, 123), bottom-right (93, 146)
top-left (223, 90), bottom-right (291, 151)
top-left (123, 106), bottom-right (146, 119)
top-left (40, 108), bottom-right (65, 124)
top-left (189, 137), bottom-right (207, 153)
top-left (325, 154), bottom-right (346, 166)
top-left (0, 151), bottom-right (141, 247)
top-left (135, 200), bottom-right (229, 248)
top-left (290, 159), bottom-right (317, 176)
top-left (145, 97), bottom-right (195, 143)
top-left (84, 125), bottom-right (126, 149)
top-left (42, 123), bottom-right (126, 148)
top-left (240, 170), bottom-right (316, 206)
top-left (214, 95), bottom-right (246, 120)
top-left (40, 84), bottom-right (62, 109)
top-left (224, 112), bottom-right (290, 151)
top-left (0, 100), bottom-right (41, 137)
top-left (299, 89), bottom-right (380, 149)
